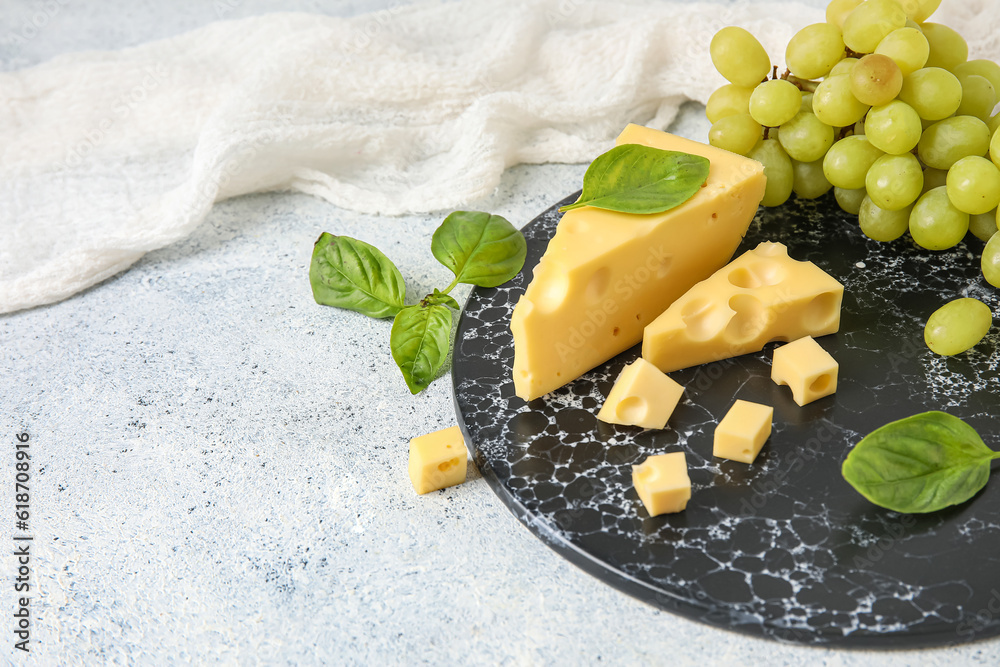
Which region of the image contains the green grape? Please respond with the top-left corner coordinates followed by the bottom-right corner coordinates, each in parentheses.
top-left (922, 23), bottom-right (968, 71)
top-left (956, 75), bottom-right (998, 122)
top-left (792, 159), bottom-right (832, 199)
top-left (988, 112), bottom-right (1000, 136)
top-left (852, 119), bottom-right (866, 135)
top-left (991, 126), bottom-right (1000, 170)
top-left (922, 167), bottom-right (948, 193)
top-left (842, 0), bottom-right (906, 54)
top-left (898, 67), bottom-right (962, 120)
top-left (786, 23), bottom-right (845, 80)
top-left (946, 156), bottom-right (1000, 215)
top-left (812, 75), bottom-right (870, 128)
top-left (924, 298), bottom-right (993, 356)
top-left (823, 135), bottom-right (884, 189)
top-left (969, 210), bottom-right (999, 242)
top-left (830, 57), bottom-right (858, 78)
top-left (851, 54), bottom-right (903, 106)
top-left (826, 0), bottom-right (864, 27)
top-left (801, 91), bottom-right (814, 109)
top-left (706, 84), bottom-right (754, 123)
top-left (749, 79), bottom-right (802, 127)
top-left (953, 60), bottom-right (1000, 95)
top-left (918, 116), bottom-right (991, 170)
top-left (860, 196), bottom-right (912, 241)
top-left (912, 0), bottom-right (942, 23)
top-left (875, 27), bottom-right (929, 76)
top-left (711, 27), bottom-right (771, 87)
top-left (866, 153), bottom-right (923, 210)
top-left (909, 186), bottom-right (970, 249)
top-left (864, 100), bottom-right (922, 154)
top-left (835, 187), bottom-right (867, 214)
top-left (778, 110), bottom-right (835, 162)
top-left (983, 231), bottom-right (1000, 287)
top-left (895, 0), bottom-right (921, 20)
top-left (749, 139), bottom-right (794, 207)
top-left (708, 113), bottom-right (761, 156)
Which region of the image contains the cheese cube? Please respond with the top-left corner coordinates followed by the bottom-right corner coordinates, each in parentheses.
top-left (597, 358), bottom-right (684, 429)
top-left (408, 425), bottom-right (468, 495)
top-left (771, 336), bottom-right (839, 406)
top-left (714, 400), bottom-right (773, 464)
top-left (632, 452), bottom-right (691, 516)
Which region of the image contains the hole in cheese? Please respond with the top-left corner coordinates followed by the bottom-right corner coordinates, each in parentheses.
top-left (612, 327), bottom-right (620, 336)
top-left (616, 396), bottom-right (649, 423)
top-left (749, 261), bottom-right (786, 286)
top-left (586, 267), bottom-right (611, 304)
top-left (728, 267), bottom-right (761, 289)
top-left (438, 458), bottom-right (459, 472)
top-left (810, 374), bottom-right (831, 393)
top-left (682, 298), bottom-right (730, 342)
top-left (726, 294), bottom-right (767, 345)
top-left (534, 271), bottom-right (569, 313)
top-left (803, 291), bottom-right (839, 331)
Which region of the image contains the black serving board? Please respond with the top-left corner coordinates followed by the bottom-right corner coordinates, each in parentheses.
top-left (452, 191), bottom-right (1000, 648)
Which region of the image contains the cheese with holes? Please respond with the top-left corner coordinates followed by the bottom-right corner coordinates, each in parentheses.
top-left (408, 425), bottom-right (468, 495)
top-left (772, 335), bottom-right (839, 406)
top-left (597, 358), bottom-right (684, 429)
top-left (511, 124), bottom-right (766, 400)
top-left (642, 241), bottom-right (844, 373)
top-left (713, 400), bottom-right (773, 464)
top-left (632, 452), bottom-right (691, 516)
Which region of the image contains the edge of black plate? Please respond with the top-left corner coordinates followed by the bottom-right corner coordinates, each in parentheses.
top-left (451, 192), bottom-right (1000, 650)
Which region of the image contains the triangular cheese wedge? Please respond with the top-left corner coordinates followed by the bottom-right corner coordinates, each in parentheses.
top-left (642, 241), bottom-right (844, 373)
top-left (511, 124), bottom-right (766, 400)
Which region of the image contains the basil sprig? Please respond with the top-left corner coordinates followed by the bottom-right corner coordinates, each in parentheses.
top-left (310, 211), bottom-right (526, 394)
top-left (842, 411), bottom-right (1000, 513)
top-left (559, 144), bottom-right (710, 215)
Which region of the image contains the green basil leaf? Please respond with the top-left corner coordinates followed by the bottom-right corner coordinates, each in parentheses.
top-left (431, 211), bottom-right (527, 288)
top-left (309, 233), bottom-right (406, 319)
top-left (558, 144), bottom-right (710, 215)
top-left (390, 304), bottom-right (452, 394)
top-left (424, 288), bottom-right (461, 310)
top-left (841, 411), bottom-right (1000, 513)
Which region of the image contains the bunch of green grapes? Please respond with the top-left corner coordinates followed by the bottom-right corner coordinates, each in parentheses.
top-left (707, 0), bottom-right (1000, 290)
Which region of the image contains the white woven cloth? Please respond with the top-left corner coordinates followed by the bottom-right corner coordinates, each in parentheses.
top-left (1, 0), bottom-right (996, 313)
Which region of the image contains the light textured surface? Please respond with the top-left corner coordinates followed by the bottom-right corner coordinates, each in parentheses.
top-left (0, 0), bottom-right (830, 313)
top-left (3, 0), bottom-right (1000, 664)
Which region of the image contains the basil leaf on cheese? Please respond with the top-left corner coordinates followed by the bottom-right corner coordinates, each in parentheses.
top-left (310, 233), bottom-right (406, 319)
top-left (391, 303), bottom-right (452, 394)
top-left (559, 144), bottom-right (710, 215)
top-left (431, 211), bottom-right (527, 288)
top-left (842, 411), bottom-right (1000, 513)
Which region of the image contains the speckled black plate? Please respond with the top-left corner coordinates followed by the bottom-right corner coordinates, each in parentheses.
top-left (452, 191), bottom-right (1000, 647)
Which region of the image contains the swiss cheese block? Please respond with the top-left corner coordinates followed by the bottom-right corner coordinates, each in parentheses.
top-left (597, 358), bottom-right (684, 430)
top-left (408, 425), bottom-right (468, 495)
top-left (771, 335), bottom-right (839, 406)
top-left (632, 452), bottom-right (691, 516)
top-left (511, 124), bottom-right (766, 400)
top-left (642, 241), bottom-right (844, 373)
top-left (713, 400), bottom-right (773, 464)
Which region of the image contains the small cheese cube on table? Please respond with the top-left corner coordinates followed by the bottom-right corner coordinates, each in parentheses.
top-left (597, 358), bottom-right (684, 430)
top-left (408, 425), bottom-right (468, 495)
top-left (632, 452), bottom-right (691, 516)
top-left (771, 335), bottom-right (839, 406)
top-left (714, 400), bottom-right (773, 464)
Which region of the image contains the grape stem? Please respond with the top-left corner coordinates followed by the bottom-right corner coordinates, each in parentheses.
top-left (786, 75), bottom-right (818, 93)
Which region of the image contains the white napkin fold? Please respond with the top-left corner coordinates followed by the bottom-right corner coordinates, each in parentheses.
top-left (2, 0), bottom-right (995, 314)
